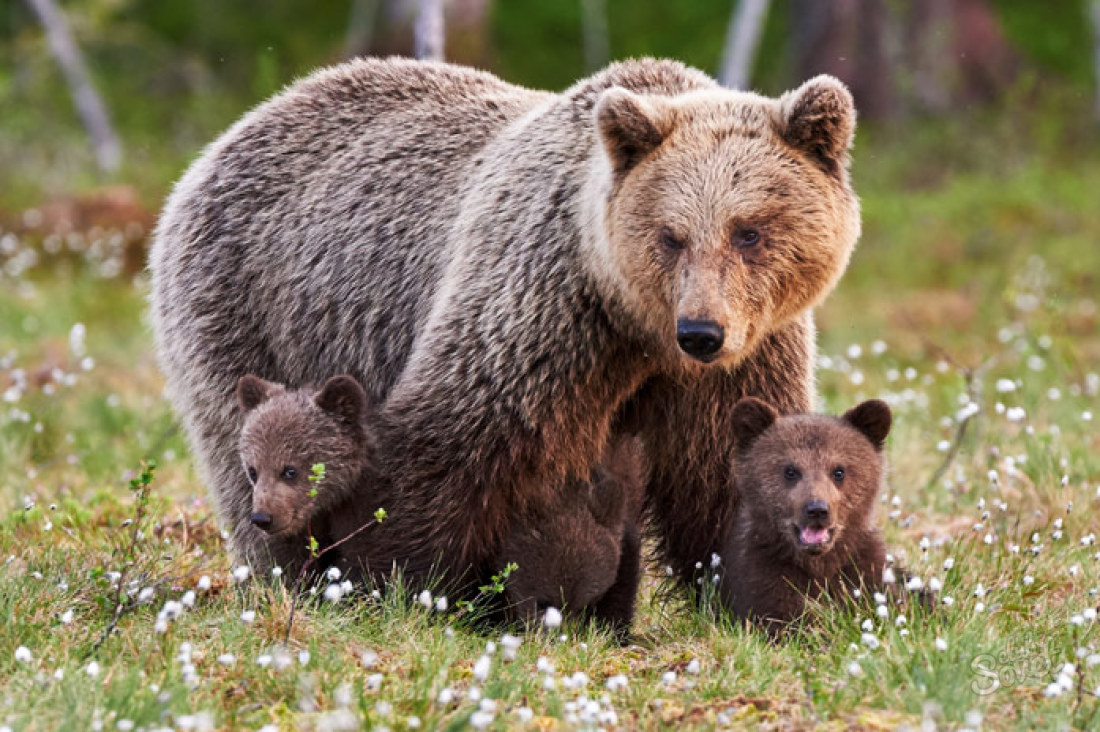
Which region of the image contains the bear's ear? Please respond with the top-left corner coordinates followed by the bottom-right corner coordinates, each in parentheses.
top-left (595, 88), bottom-right (672, 175)
top-left (730, 397), bottom-right (779, 452)
top-left (315, 375), bottom-right (370, 426)
top-left (777, 75), bottom-right (856, 176)
top-left (237, 375), bottom-right (276, 413)
top-left (842, 399), bottom-right (892, 451)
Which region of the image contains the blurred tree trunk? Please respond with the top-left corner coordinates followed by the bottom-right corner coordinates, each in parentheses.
top-left (581, 0), bottom-right (610, 72)
top-left (414, 0), bottom-right (445, 61)
top-left (791, 0), bottom-right (1018, 120)
top-left (1091, 0), bottom-right (1100, 120)
top-left (719, 0), bottom-right (771, 89)
top-left (24, 0), bottom-right (121, 174)
top-left (344, 0), bottom-right (380, 59)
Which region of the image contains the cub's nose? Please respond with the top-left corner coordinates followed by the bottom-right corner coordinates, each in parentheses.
top-left (803, 500), bottom-right (830, 524)
top-left (250, 512), bottom-right (274, 531)
top-left (676, 319), bottom-right (725, 361)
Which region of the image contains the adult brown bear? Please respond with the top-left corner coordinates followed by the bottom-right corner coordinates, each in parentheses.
top-left (150, 58), bottom-right (860, 597)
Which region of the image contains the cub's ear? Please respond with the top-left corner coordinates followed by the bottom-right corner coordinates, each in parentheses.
top-left (236, 375), bottom-right (276, 413)
top-left (595, 88), bottom-right (672, 175)
top-left (777, 75), bottom-right (855, 176)
top-left (843, 399), bottom-right (892, 451)
top-left (730, 397), bottom-right (779, 452)
top-left (315, 375), bottom-right (370, 425)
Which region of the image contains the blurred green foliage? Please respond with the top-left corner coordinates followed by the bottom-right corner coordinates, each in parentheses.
top-left (0, 0), bottom-right (1098, 206)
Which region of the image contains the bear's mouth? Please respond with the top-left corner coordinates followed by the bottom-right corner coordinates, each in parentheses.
top-left (794, 524), bottom-right (833, 553)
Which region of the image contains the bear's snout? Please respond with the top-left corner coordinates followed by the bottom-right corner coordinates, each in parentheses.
top-left (676, 319), bottom-right (724, 361)
top-left (251, 511), bottom-right (274, 532)
top-left (803, 499), bottom-right (830, 525)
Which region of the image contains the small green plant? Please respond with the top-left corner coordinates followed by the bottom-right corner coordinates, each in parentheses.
top-left (374, 507), bottom-right (387, 522)
top-left (307, 462), bottom-right (326, 498)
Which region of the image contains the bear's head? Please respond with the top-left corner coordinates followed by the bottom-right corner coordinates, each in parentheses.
top-left (236, 374), bottom-right (375, 538)
top-left (591, 75), bottom-right (859, 368)
top-left (729, 398), bottom-right (890, 559)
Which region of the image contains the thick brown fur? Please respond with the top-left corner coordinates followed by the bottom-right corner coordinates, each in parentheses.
top-left (719, 398), bottom-right (891, 632)
top-left (236, 375), bottom-right (378, 575)
top-left (149, 57), bottom-right (861, 599)
top-left (497, 437), bottom-right (646, 630)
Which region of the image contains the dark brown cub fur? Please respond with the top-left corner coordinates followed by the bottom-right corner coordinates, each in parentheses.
top-left (497, 437), bottom-right (646, 631)
top-left (720, 398), bottom-right (892, 632)
top-left (236, 374), bottom-right (377, 575)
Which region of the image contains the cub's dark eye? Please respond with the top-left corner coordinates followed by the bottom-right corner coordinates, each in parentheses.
top-left (832, 467), bottom-right (846, 484)
top-left (783, 465), bottom-right (801, 482)
top-left (281, 466), bottom-right (298, 481)
top-left (246, 467), bottom-right (257, 484)
top-left (734, 228), bottom-right (761, 248)
top-left (658, 227), bottom-right (685, 251)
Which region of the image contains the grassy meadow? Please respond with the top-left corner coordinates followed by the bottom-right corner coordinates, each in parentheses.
top-left (1, 102), bottom-right (1099, 731)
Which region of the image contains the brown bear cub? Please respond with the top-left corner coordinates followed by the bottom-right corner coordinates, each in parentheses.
top-left (498, 437), bottom-right (647, 630)
top-left (239, 372), bottom-right (646, 629)
top-left (720, 397), bottom-right (893, 632)
top-left (236, 374), bottom-right (378, 574)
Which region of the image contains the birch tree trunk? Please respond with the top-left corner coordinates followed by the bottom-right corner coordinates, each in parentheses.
top-left (718, 0), bottom-right (771, 89)
top-left (414, 0), bottom-right (445, 61)
top-left (581, 0), bottom-right (610, 72)
top-left (24, 0), bottom-right (122, 174)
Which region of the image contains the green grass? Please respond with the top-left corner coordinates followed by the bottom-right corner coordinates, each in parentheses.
top-left (2, 112), bottom-right (1100, 730)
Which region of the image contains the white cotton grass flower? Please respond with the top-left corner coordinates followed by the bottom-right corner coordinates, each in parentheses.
top-left (85, 661), bottom-right (100, 677)
top-left (435, 596), bottom-right (448, 612)
top-left (180, 590), bottom-right (196, 608)
top-left (661, 670), bottom-right (677, 685)
top-left (1005, 406), bottom-right (1026, 422)
top-left (360, 649), bottom-right (379, 669)
top-left (417, 589), bottom-right (433, 609)
top-left (500, 634), bottom-right (521, 661)
top-left (240, 610), bottom-right (256, 624)
top-left (197, 575), bottom-right (212, 591)
top-left (271, 566), bottom-right (283, 578)
top-left (861, 633), bottom-right (881, 649)
top-left (686, 658), bottom-right (701, 675)
top-left (847, 661), bottom-right (863, 676)
top-left (543, 607), bottom-right (562, 628)
top-left (935, 638), bottom-right (948, 652)
top-left (469, 710), bottom-right (494, 729)
top-left (14, 646), bottom-right (32, 663)
top-left (472, 655), bottom-right (491, 681)
top-left (323, 584), bottom-right (343, 603)
top-left (606, 674), bottom-right (628, 692)
top-left (232, 565), bottom-right (250, 583)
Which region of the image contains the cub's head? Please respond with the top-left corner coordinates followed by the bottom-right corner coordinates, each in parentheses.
top-left (592, 76), bottom-right (859, 368)
top-left (236, 374), bottom-right (374, 537)
top-left (730, 398), bottom-right (891, 558)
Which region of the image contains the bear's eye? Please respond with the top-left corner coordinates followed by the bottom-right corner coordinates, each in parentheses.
top-left (281, 466), bottom-right (298, 481)
top-left (733, 228), bottom-right (761, 248)
top-left (832, 467), bottom-right (846, 484)
top-left (783, 465), bottom-right (801, 482)
top-left (247, 467), bottom-right (257, 484)
top-left (658, 227), bottom-right (685, 252)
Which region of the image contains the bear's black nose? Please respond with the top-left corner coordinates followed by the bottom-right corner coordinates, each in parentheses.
top-left (676, 319), bottom-right (724, 360)
top-left (251, 512), bottom-right (274, 531)
top-left (804, 500), bottom-right (830, 524)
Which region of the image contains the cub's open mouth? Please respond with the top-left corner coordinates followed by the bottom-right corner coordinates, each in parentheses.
top-left (794, 524), bottom-right (833, 551)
